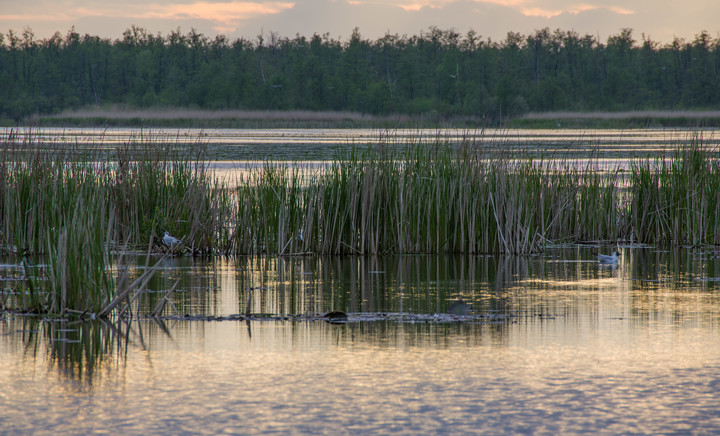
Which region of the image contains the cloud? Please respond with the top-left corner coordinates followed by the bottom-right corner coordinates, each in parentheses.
top-left (236, 0), bottom-right (538, 41)
top-left (138, 1), bottom-right (295, 32)
top-left (0, 1), bottom-right (295, 33)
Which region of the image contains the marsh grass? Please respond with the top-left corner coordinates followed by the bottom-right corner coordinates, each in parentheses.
top-left (0, 130), bottom-right (231, 316)
top-left (629, 138), bottom-right (720, 245)
top-left (231, 138), bottom-right (624, 255)
top-left (33, 107), bottom-right (414, 129)
top-left (111, 138), bottom-right (233, 254)
top-left (2, 129), bottom-right (720, 316)
top-left (516, 110), bottom-right (720, 129)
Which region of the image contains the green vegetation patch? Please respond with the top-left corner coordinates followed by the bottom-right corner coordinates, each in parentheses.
top-left (2, 130), bottom-right (720, 317)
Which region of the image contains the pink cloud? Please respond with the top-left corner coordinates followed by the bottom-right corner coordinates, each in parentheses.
top-left (348, 0), bottom-right (452, 11)
top-left (347, 0), bottom-right (633, 18)
top-left (136, 1), bottom-right (295, 31)
top-left (141, 1), bottom-right (295, 22)
top-left (518, 3), bottom-right (634, 18)
top-left (1, 1), bottom-right (295, 33)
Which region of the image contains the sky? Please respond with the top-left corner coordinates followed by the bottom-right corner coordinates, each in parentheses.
top-left (1, 0), bottom-right (718, 45)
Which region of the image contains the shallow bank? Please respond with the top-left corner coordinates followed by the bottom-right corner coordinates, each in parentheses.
top-left (514, 110), bottom-right (720, 128)
top-left (25, 107), bottom-right (720, 129)
top-left (26, 107), bottom-right (484, 129)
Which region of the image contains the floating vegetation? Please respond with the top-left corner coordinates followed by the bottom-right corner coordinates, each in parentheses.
top-left (155, 311), bottom-right (513, 324)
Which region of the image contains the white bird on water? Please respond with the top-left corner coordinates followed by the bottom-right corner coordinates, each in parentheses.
top-left (163, 231), bottom-right (182, 252)
top-left (597, 250), bottom-right (620, 264)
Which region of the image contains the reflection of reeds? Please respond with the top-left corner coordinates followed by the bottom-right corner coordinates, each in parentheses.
top-left (7, 316), bottom-right (169, 385)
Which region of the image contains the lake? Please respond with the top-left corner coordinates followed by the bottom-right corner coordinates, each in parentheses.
top-left (5, 126), bottom-right (720, 167)
top-left (3, 127), bottom-right (720, 434)
top-left (3, 246), bottom-right (720, 434)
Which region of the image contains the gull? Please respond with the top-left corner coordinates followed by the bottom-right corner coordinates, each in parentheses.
top-left (597, 251), bottom-right (620, 264)
top-left (162, 231), bottom-right (182, 252)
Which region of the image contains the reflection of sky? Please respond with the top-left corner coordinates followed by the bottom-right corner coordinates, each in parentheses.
top-left (3, 312), bottom-right (720, 433)
top-left (4, 248), bottom-right (720, 432)
top-left (1, 0), bottom-right (718, 44)
top-left (4, 126), bottom-right (718, 171)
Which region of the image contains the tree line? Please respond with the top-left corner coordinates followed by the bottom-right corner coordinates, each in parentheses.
top-left (1, 25), bottom-right (720, 122)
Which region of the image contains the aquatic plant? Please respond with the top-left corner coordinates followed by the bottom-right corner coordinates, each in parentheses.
top-left (230, 138), bottom-right (624, 255)
top-left (0, 131), bottom-right (230, 315)
top-left (2, 129), bottom-right (720, 317)
top-left (110, 137), bottom-right (233, 254)
top-left (629, 137), bottom-right (720, 246)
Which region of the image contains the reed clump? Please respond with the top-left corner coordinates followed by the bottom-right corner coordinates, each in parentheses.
top-left (111, 139), bottom-right (232, 254)
top-left (629, 138), bottom-right (720, 245)
top-left (232, 137), bottom-right (720, 254)
top-left (231, 139), bottom-right (623, 255)
top-left (0, 131), bottom-right (232, 315)
top-left (2, 129), bottom-right (720, 316)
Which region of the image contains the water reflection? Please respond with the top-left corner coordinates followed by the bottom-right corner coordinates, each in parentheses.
top-left (4, 126), bottom-right (719, 167)
top-left (3, 248), bottom-right (720, 433)
top-left (1, 316), bottom-right (177, 386)
top-left (139, 254), bottom-right (523, 317)
top-left (143, 248), bottom-right (720, 321)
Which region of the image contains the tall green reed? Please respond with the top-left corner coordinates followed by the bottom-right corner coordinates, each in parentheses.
top-left (629, 137), bottom-right (720, 246)
top-left (0, 135), bottom-right (115, 312)
top-left (111, 138), bottom-right (233, 254)
top-left (230, 138), bottom-right (624, 255)
top-left (0, 130), bottom-right (232, 315)
top-left (3, 129), bottom-right (720, 315)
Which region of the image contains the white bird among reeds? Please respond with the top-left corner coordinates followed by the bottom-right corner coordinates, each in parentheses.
top-left (597, 250), bottom-right (620, 264)
top-left (163, 231), bottom-right (182, 252)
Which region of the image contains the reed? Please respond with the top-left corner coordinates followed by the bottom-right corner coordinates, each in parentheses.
top-left (230, 139), bottom-right (623, 255)
top-left (628, 138), bottom-right (720, 246)
top-left (45, 179), bottom-right (115, 314)
top-left (111, 140), bottom-right (233, 254)
top-left (2, 129), bottom-right (720, 316)
top-left (0, 131), bottom-right (231, 315)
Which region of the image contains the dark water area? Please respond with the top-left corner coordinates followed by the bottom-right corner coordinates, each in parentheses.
top-left (3, 246), bottom-right (720, 434)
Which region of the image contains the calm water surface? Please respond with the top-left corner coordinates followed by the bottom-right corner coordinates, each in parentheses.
top-left (3, 127), bottom-right (720, 433)
top-left (4, 126), bottom-right (719, 166)
top-left (3, 247), bottom-right (720, 434)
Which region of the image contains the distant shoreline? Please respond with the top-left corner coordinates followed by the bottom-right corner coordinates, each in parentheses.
top-left (19, 107), bottom-right (720, 129)
top-left (515, 111), bottom-right (720, 129)
top-left (523, 110), bottom-right (720, 120)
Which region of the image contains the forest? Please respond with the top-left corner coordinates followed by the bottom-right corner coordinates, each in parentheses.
top-left (1, 25), bottom-right (720, 123)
